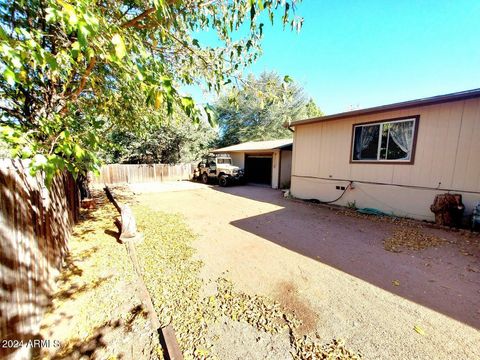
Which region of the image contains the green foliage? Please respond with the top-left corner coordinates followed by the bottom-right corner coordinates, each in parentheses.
top-left (0, 137), bottom-right (10, 158)
top-left (0, 0), bottom-right (303, 185)
top-left (304, 98), bottom-right (323, 119)
top-left (215, 71), bottom-right (322, 146)
top-left (347, 200), bottom-right (357, 210)
top-left (1, 113), bottom-right (102, 184)
top-left (104, 112), bottom-right (218, 164)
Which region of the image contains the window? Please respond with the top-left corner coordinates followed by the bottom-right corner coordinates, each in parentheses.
top-left (351, 116), bottom-right (418, 163)
top-left (217, 158), bottom-right (232, 165)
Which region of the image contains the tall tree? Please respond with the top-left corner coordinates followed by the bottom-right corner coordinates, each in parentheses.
top-left (215, 71), bottom-right (322, 146)
top-left (104, 111), bottom-right (218, 165)
top-left (0, 0), bottom-right (303, 184)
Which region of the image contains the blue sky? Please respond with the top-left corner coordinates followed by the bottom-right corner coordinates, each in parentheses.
top-left (188, 1), bottom-right (480, 115)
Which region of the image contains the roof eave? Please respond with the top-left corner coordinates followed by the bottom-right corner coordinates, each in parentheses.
top-left (213, 146), bottom-right (289, 152)
top-left (212, 140), bottom-right (293, 153)
top-left (291, 88), bottom-right (480, 127)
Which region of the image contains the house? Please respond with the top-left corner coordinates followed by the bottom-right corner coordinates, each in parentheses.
top-left (213, 139), bottom-right (293, 189)
top-left (290, 89), bottom-right (480, 221)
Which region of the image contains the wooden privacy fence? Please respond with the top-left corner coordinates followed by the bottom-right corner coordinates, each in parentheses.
top-left (91, 163), bottom-right (195, 184)
top-left (0, 159), bottom-right (79, 360)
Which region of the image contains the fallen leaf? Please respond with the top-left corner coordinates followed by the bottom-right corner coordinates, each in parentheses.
top-left (384, 228), bottom-right (445, 252)
top-left (467, 265), bottom-right (480, 273)
top-left (414, 325), bottom-right (425, 335)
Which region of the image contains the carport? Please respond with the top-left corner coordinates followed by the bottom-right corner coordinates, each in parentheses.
top-left (213, 139), bottom-right (293, 189)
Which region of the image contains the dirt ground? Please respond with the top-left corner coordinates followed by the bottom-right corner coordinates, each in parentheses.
top-left (37, 194), bottom-right (161, 360)
top-left (134, 181), bottom-right (480, 360)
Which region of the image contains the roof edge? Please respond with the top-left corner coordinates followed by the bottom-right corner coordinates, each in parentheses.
top-left (292, 88), bottom-right (480, 126)
top-left (212, 139), bottom-right (293, 153)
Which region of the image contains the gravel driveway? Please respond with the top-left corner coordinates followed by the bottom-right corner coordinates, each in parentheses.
top-left (134, 182), bottom-right (480, 360)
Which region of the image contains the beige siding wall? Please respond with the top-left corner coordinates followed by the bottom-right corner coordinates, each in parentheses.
top-left (271, 150), bottom-right (280, 189)
top-left (229, 152), bottom-right (245, 168)
top-left (280, 150), bottom-right (292, 188)
top-left (291, 98), bottom-right (480, 221)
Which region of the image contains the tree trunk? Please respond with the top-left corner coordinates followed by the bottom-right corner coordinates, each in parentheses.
top-left (77, 173), bottom-right (91, 200)
top-left (430, 193), bottom-right (464, 227)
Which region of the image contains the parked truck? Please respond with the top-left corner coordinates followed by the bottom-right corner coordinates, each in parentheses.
top-left (195, 154), bottom-right (245, 186)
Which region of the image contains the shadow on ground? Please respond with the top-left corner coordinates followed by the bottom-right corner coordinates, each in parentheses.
top-left (215, 185), bottom-right (480, 330)
top-left (34, 304), bottom-right (151, 360)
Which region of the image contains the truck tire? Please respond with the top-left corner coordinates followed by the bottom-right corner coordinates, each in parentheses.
top-left (201, 172), bottom-right (209, 184)
top-left (218, 175), bottom-right (228, 187)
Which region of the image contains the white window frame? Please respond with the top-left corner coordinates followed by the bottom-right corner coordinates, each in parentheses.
top-left (351, 116), bottom-right (418, 163)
